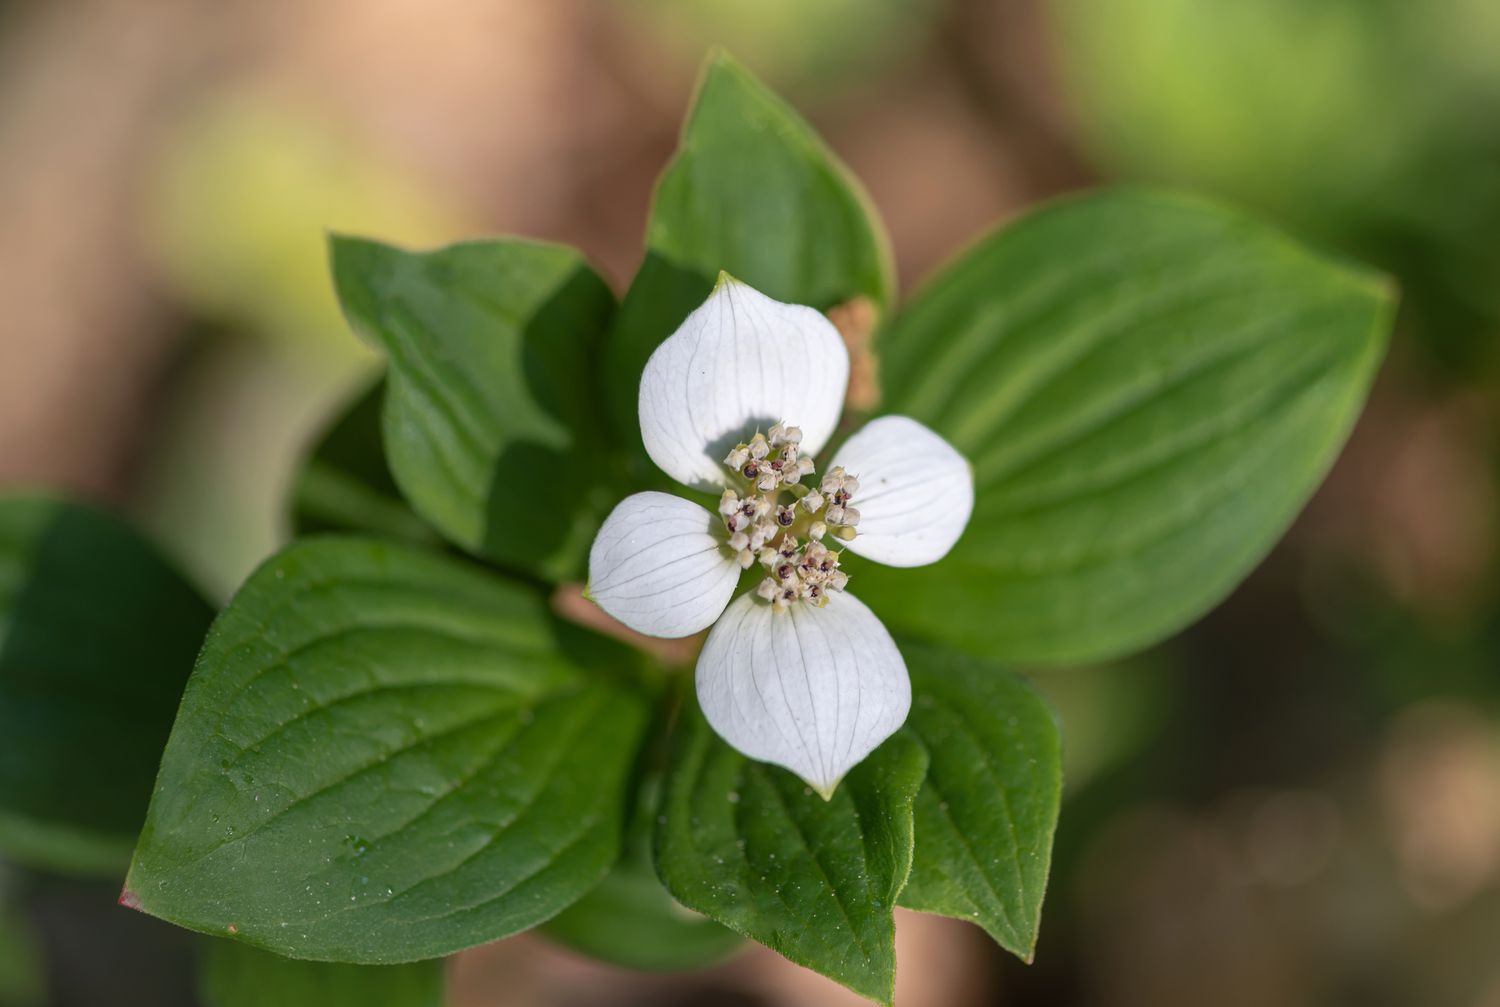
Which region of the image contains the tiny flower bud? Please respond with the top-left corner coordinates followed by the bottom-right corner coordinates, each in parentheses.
top-left (834, 525), bottom-right (857, 541)
top-left (801, 491), bottom-right (824, 512)
top-left (843, 476), bottom-right (860, 495)
top-left (724, 446), bottom-right (750, 469)
top-left (737, 549), bottom-right (755, 569)
top-left (757, 578), bottom-right (778, 601)
top-left (829, 570), bottom-right (849, 591)
top-left (827, 505), bottom-right (845, 525)
top-left (728, 531), bottom-right (749, 551)
top-left (841, 506), bottom-right (860, 527)
top-left (749, 435), bottom-right (770, 460)
top-left (810, 521), bottom-right (827, 541)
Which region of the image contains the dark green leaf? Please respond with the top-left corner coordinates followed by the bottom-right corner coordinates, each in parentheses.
top-left (541, 775), bottom-right (742, 972)
top-left (897, 644), bottom-right (1062, 961)
top-left (289, 376), bottom-right (438, 547)
top-left (654, 702), bottom-right (926, 1004)
top-left (858, 188), bottom-right (1394, 664)
top-left (604, 51), bottom-right (893, 441)
top-left (198, 940), bottom-right (442, 1007)
top-left (330, 236), bottom-right (617, 580)
top-left (0, 496), bottom-right (212, 875)
top-left (125, 537), bottom-right (649, 963)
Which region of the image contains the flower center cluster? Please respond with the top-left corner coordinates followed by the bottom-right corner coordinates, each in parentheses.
top-left (717, 422), bottom-right (861, 610)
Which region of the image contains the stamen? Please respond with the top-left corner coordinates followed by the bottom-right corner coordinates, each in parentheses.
top-left (716, 420), bottom-right (860, 611)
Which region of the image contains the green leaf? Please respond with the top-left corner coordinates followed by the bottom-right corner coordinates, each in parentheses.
top-left (198, 940), bottom-right (442, 1007)
top-left (330, 236), bottom-right (617, 580)
top-left (541, 775), bottom-right (743, 972)
top-left (125, 537), bottom-right (650, 963)
top-left (604, 50), bottom-right (893, 439)
top-left (897, 644), bottom-right (1062, 961)
top-left (0, 496), bottom-right (213, 875)
top-left (289, 376), bottom-right (439, 547)
top-left (858, 188), bottom-right (1394, 664)
top-left (654, 702), bottom-right (927, 1004)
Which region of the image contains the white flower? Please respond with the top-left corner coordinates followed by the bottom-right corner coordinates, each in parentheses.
top-left (588, 275), bottom-right (973, 797)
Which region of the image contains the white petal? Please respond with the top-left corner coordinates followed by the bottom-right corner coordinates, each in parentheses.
top-left (695, 591), bottom-right (910, 797)
top-left (830, 415), bottom-right (974, 568)
top-left (588, 492), bottom-right (740, 638)
top-left (639, 276), bottom-right (850, 491)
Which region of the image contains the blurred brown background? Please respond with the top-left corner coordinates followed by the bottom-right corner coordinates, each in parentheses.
top-left (3, 0), bottom-right (1499, 1004)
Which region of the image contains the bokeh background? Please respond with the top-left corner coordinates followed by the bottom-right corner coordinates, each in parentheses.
top-left (3, 0), bottom-right (1500, 1004)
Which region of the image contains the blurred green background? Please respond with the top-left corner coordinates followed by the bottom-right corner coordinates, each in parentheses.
top-left (1, 0), bottom-right (1497, 1005)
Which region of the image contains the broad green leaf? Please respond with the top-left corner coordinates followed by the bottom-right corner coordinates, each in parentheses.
top-left (857, 188), bottom-right (1393, 664)
top-left (897, 644), bottom-right (1062, 961)
top-left (542, 776), bottom-right (743, 972)
top-left (198, 940), bottom-right (442, 1007)
top-left (604, 50), bottom-right (893, 440)
top-left (330, 236), bottom-right (617, 580)
top-left (289, 376), bottom-right (438, 546)
top-left (0, 496), bottom-right (212, 875)
top-left (654, 702), bottom-right (927, 1004)
top-left (125, 537), bottom-right (650, 963)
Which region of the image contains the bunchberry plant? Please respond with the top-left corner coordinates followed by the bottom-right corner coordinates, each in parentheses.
top-left (0, 51), bottom-right (1392, 1005)
top-left (590, 275), bottom-right (974, 796)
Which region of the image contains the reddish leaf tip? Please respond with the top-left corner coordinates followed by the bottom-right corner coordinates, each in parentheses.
top-left (117, 889), bottom-right (142, 911)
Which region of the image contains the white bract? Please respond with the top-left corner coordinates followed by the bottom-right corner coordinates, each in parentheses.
top-left (588, 275), bottom-right (973, 797)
